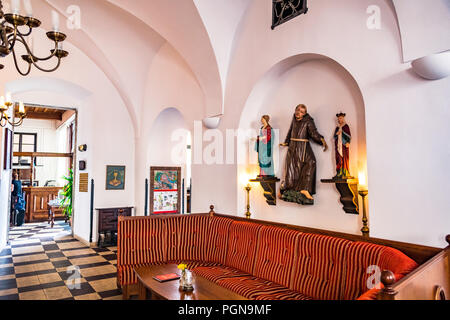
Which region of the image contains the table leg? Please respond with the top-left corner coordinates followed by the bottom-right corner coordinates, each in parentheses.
top-left (50, 207), bottom-right (54, 228)
top-left (138, 281), bottom-right (148, 300)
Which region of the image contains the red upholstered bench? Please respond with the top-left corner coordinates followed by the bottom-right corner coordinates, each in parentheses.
top-left (117, 213), bottom-right (418, 300)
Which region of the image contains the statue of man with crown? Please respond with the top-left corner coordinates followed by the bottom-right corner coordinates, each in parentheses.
top-left (333, 112), bottom-right (352, 180)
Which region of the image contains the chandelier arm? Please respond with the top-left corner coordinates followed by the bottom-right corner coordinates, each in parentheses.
top-left (6, 26), bottom-right (18, 52)
top-left (10, 34), bottom-right (58, 61)
top-left (0, 117), bottom-right (7, 128)
top-left (11, 45), bottom-right (32, 76)
top-left (16, 25), bottom-right (32, 37)
top-left (30, 55), bottom-right (61, 73)
top-left (8, 115), bottom-right (24, 127)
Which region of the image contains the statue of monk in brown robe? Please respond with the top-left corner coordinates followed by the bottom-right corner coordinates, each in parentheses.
top-left (280, 104), bottom-right (328, 205)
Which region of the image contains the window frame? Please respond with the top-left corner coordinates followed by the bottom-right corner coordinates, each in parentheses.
top-left (13, 132), bottom-right (38, 166)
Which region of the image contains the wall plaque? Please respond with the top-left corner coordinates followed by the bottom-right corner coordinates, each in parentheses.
top-left (79, 173), bottom-right (89, 192)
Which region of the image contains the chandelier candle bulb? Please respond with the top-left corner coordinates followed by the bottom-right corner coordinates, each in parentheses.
top-left (51, 10), bottom-right (59, 31)
top-left (18, 101), bottom-right (25, 114)
top-left (0, 96), bottom-right (6, 110)
top-left (5, 92), bottom-right (11, 104)
top-left (11, 0), bottom-right (20, 14)
top-left (23, 0), bottom-right (32, 17)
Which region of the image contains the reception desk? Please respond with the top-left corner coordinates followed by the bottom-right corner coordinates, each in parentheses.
top-left (23, 187), bottom-right (64, 223)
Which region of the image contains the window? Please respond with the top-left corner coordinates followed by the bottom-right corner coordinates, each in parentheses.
top-left (13, 132), bottom-right (37, 166)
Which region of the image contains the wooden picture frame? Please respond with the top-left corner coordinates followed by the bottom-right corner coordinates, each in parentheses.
top-left (150, 166), bottom-right (181, 215)
top-left (105, 165), bottom-right (126, 190)
top-left (3, 128), bottom-right (12, 170)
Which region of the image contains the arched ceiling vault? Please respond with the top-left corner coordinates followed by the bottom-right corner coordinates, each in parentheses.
top-left (32, 0), bottom-right (228, 137)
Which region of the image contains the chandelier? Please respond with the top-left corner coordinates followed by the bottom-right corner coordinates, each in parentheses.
top-left (0, 92), bottom-right (26, 127)
top-left (0, 0), bottom-right (69, 76)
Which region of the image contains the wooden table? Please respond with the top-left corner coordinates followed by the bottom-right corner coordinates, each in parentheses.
top-left (134, 264), bottom-right (248, 300)
top-left (48, 201), bottom-right (67, 228)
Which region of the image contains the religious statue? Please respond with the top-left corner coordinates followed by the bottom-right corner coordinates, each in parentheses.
top-left (333, 112), bottom-right (352, 179)
top-left (254, 115), bottom-right (275, 177)
top-left (280, 104), bottom-right (328, 205)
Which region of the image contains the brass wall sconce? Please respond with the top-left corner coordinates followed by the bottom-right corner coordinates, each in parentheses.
top-left (358, 172), bottom-right (369, 237)
top-left (359, 189), bottom-right (369, 237)
top-left (245, 183), bottom-right (252, 219)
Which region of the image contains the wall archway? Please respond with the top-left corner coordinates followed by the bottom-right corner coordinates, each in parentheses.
top-left (237, 53), bottom-right (368, 235)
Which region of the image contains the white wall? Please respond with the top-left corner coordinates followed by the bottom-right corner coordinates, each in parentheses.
top-left (191, 0), bottom-right (450, 247)
top-left (134, 43), bottom-right (205, 216)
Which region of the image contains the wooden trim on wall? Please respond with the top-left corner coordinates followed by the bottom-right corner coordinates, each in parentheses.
top-left (13, 152), bottom-right (73, 158)
top-left (213, 214), bottom-right (441, 264)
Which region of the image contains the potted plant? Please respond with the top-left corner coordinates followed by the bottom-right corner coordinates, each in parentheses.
top-left (60, 169), bottom-right (73, 226)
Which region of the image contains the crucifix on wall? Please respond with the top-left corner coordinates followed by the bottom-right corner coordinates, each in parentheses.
top-left (271, 0), bottom-right (308, 30)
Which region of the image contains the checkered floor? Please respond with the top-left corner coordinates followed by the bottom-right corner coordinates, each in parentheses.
top-left (0, 221), bottom-right (122, 300)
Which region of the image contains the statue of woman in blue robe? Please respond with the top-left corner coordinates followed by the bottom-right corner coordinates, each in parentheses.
top-left (255, 115), bottom-right (275, 177)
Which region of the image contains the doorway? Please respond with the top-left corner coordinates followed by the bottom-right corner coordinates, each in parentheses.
top-left (8, 103), bottom-right (77, 242)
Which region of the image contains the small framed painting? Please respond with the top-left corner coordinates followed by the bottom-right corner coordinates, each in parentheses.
top-left (150, 166), bottom-right (181, 215)
top-left (106, 165), bottom-right (126, 190)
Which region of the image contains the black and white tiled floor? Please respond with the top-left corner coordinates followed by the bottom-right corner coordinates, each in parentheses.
top-left (0, 221), bottom-right (122, 300)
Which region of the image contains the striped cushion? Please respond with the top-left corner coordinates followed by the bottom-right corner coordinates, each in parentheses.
top-left (255, 290), bottom-right (312, 300)
top-left (253, 226), bottom-right (301, 287)
top-left (168, 261), bottom-right (221, 270)
top-left (193, 266), bottom-right (251, 283)
top-left (166, 215), bottom-right (210, 262)
top-left (117, 262), bottom-right (165, 286)
top-left (225, 221), bottom-right (262, 274)
top-left (217, 276), bottom-right (311, 300)
top-left (206, 217), bottom-right (234, 264)
top-left (343, 241), bottom-right (418, 300)
top-left (117, 217), bottom-right (167, 267)
top-left (290, 233), bottom-right (352, 300)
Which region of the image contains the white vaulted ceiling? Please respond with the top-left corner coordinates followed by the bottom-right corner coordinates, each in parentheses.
top-left (3, 0), bottom-right (448, 135)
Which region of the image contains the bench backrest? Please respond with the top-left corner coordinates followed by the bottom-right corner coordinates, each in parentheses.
top-left (117, 214), bottom-right (418, 299)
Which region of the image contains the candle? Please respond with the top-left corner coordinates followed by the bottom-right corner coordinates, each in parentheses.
top-left (0, 96), bottom-right (6, 110)
top-left (57, 42), bottom-right (63, 50)
top-left (5, 92), bottom-right (12, 104)
top-left (23, 0), bottom-right (33, 17)
top-left (11, 0), bottom-right (20, 15)
top-left (19, 102), bottom-right (25, 114)
top-left (358, 171), bottom-right (367, 190)
top-left (52, 10), bottom-right (60, 32)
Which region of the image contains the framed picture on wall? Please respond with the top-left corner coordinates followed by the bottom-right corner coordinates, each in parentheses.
top-left (3, 128), bottom-right (13, 170)
top-left (105, 165), bottom-right (126, 190)
top-left (150, 166), bottom-right (181, 215)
